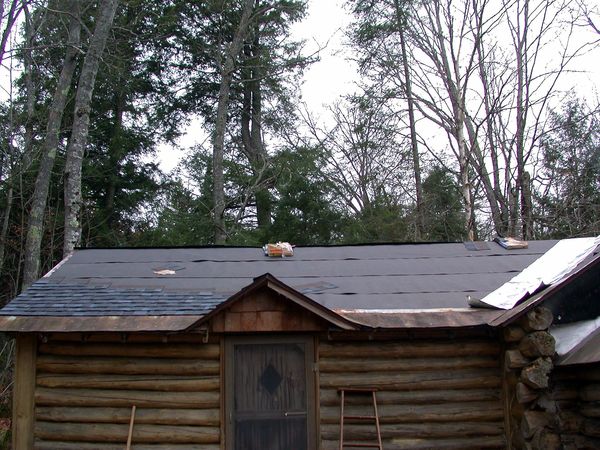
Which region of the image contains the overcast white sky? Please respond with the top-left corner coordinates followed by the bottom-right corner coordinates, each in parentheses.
top-left (290, 0), bottom-right (357, 112)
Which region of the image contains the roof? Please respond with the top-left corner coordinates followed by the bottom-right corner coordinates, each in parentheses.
top-left (0, 240), bottom-right (580, 332)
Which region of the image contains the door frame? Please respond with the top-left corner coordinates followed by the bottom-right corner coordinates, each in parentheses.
top-left (224, 335), bottom-right (317, 450)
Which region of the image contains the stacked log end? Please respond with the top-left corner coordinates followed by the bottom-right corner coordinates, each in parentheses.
top-left (503, 307), bottom-right (560, 450)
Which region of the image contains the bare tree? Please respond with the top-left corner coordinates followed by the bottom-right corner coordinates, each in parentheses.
top-left (406, 0), bottom-right (481, 239)
top-left (0, 0), bottom-right (29, 68)
top-left (302, 95), bottom-right (411, 217)
top-left (403, 0), bottom-right (595, 239)
top-left (63, 0), bottom-right (119, 255)
top-left (22, 0), bottom-right (81, 287)
top-left (392, 0), bottom-right (424, 239)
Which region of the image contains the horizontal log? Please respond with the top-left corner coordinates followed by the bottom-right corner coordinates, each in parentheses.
top-left (518, 307), bottom-right (553, 332)
top-left (38, 343), bottom-right (220, 359)
top-left (36, 387), bottom-right (219, 409)
top-left (505, 350), bottom-right (530, 370)
top-left (546, 385), bottom-right (578, 401)
top-left (389, 436), bottom-right (505, 450)
top-left (37, 355), bottom-right (219, 375)
top-left (581, 405), bottom-right (600, 418)
top-left (320, 368), bottom-right (501, 391)
top-left (558, 411), bottom-right (583, 434)
top-left (503, 326), bottom-right (526, 343)
top-left (319, 355), bottom-right (499, 373)
top-left (321, 436), bottom-right (505, 450)
top-left (581, 385), bottom-right (600, 402)
top-left (35, 421), bottom-right (219, 444)
top-left (531, 428), bottom-right (561, 450)
top-left (36, 374), bottom-right (219, 392)
top-left (519, 332), bottom-right (555, 358)
top-left (320, 421), bottom-right (504, 439)
top-left (583, 418), bottom-right (600, 437)
top-left (321, 401), bottom-right (504, 424)
top-left (35, 442), bottom-right (220, 450)
top-left (319, 341), bottom-right (500, 359)
top-left (36, 407), bottom-right (219, 426)
top-left (516, 382), bottom-right (538, 404)
top-left (565, 435), bottom-right (600, 450)
top-left (46, 333), bottom-right (215, 344)
top-left (521, 411), bottom-right (553, 439)
top-left (320, 388), bottom-right (501, 406)
top-left (521, 357), bottom-right (552, 390)
top-left (552, 367), bottom-right (600, 382)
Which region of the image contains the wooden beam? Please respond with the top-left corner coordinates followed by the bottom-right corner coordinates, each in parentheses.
top-left (126, 405), bottom-right (136, 450)
top-left (12, 334), bottom-right (37, 450)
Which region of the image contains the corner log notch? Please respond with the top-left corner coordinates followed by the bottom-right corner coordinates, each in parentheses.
top-left (503, 306), bottom-right (560, 450)
top-left (13, 334), bottom-right (37, 450)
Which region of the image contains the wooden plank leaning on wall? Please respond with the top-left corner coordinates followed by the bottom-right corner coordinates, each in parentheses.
top-left (13, 334), bottom-right (37, 450)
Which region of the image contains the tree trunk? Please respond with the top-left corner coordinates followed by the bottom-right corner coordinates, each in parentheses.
top-left (241, 24), bottom-right (271, 232)
top-left (514, 0), bottom-right (532, 239)
top-left (463, 118), bottom-right (507, 236)
top-left (22, 0), bottom-right (81, 288)
top-left (457, 118), bottom-right (475, 241)
top-left (433, 14), bottom-right (474, 239)
top-left (0, 185), bottom-right (13, 276)
top-left (472, 17), bottom-right (510, 237)
top-left (0, 0), bottom-right (22, 68)
top-left (212, 0), bottom-right (255, 244)
top-left (393, 0), bottom-right (423, 240)
top-left (63, 0), bottom-right (119, 256)
top-left (21, 1), bottom-right (36, 172)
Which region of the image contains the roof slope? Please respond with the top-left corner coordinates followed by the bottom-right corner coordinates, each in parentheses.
top-left (0, 241), bottom-right (560, 331)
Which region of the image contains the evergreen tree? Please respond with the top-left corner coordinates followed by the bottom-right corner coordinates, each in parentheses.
top-left (537, 99), bottom-right (600, 238)
top-left (421, 166), bottom-right (464, 242)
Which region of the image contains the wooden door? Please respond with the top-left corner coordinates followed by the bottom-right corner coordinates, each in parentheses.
top-left (226, 336), bottom-right (316, 450)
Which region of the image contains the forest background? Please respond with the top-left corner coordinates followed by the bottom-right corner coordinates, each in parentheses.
top-left (0, 0), bottom-right (599, 307)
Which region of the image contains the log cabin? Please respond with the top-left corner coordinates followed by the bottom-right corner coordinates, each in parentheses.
top-left (1, 238), bottom-right (599, 450)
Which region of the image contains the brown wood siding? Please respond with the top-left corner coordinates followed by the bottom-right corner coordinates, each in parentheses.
top-left (318, 338), bottom-right (506, 450)
top-left (32, 334), bottom-right (221, 450)
top-left (209, 289), bottom-right (329, 333)
top-left (551, 362), bottom-right (600, 449)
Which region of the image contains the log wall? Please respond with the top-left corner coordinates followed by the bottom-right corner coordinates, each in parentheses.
top-left (32, 333), bottom-right (221, 450)
top-left (318, 337), bottom-right (506, 449)
top-left (550, 362), bottom-right (600, 449)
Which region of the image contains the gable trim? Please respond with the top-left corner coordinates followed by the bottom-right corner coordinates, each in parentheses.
top-left (188, 273), bottom-right (359, 331)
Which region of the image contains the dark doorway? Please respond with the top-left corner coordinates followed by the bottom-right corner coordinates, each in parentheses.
top-left (226, 336), bottom-right (316, 450)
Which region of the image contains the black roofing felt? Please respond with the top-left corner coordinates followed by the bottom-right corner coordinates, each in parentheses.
top-left (0, 241), bottom-right (559, 317)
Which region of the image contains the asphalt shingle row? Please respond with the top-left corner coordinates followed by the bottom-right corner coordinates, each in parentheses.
top-left (0, 282), bottom-right (228, 316)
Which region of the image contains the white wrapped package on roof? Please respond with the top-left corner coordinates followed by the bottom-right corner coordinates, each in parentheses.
top-left (480, 235), bottom-right (600, 309)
